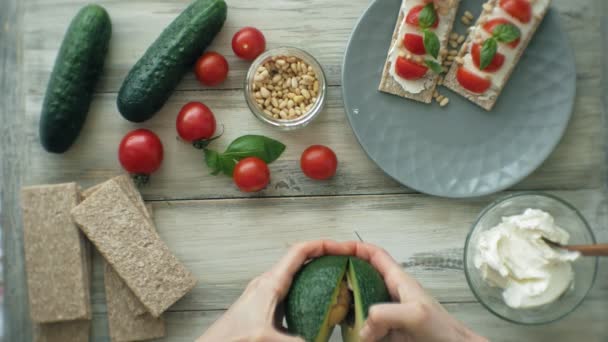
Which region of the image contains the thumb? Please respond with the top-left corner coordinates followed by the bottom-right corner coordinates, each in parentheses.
top-left (360, 303), bottom-right (425, 342)
top-left (263, 330), bottom-right (306, 342)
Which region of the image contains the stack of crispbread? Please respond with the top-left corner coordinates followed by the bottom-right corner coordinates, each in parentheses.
top-left (80, 175), bottom-right (168, 342)
top-left (21, 175), bottom-right (196, 342)
top-left (22, 183), bottom-right (92, 342)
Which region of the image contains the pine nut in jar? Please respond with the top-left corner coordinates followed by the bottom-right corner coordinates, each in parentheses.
top-left (245, 47), bottom-right (327, 131)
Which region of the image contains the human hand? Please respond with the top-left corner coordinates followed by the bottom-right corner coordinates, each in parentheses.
top-left (196, 240), bottom-right (359, 342)
top-left (351, 243), bottom-right (487, 342)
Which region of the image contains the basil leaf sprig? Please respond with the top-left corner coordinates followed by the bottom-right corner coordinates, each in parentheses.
top-left (418, 3), bottom-right (442, 74)
top-left (480, 23), bottom-right (520, 70)
top-left (424, 59), bottom-right (444, 74)
top-left (204, 135), bottom-right (286, 176)
top-left (423, 29), bottom-right (440, 59)
top-left (418, 3), bottom-right (437, 29)
top-left (492, 24), bottom-right (521, 43)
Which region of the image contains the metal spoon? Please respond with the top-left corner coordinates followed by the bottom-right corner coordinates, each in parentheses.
top-left (542, 237), bottom-right (608, 256)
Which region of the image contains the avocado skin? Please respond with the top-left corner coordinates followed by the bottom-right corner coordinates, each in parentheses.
top-left (349, 257), bottom-right (390, 321)
top-left (341, 257), bottom-right (390, 342)
top-left (286, 256), bottom-right (348, 342)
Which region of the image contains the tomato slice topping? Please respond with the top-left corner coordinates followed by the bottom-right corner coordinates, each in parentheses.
top-left (395, 57), bottom-right (428, 80)
top-left (499, 0), bottom-right (532, 23)
top-left (403, 34), bottom-right (426, 55)
top-left (471, 43), bottom-right (505, 72)
top-left (483, 18), bottom-right (520, 48)
top-left (456, 67), bottom-right (491, 93)
top-left (406, 5), bottom-right (439, 28)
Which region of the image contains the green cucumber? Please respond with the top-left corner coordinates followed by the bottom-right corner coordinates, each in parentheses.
top-left (117, 0), bottom-right (227, 123)
top-left (39, 4), bottom-right (111, 153)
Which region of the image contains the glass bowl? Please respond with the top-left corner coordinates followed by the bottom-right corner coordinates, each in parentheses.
top-left (244, 47), bottom-right (327, 130)
top-left (464, 192), bottom-right (598, 325)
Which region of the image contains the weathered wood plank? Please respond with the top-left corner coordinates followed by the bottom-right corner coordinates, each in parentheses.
top-left (77, 190), bottom-right (608, 313)
top-left (21, 0), bottom-right (362, 93)
top-left (22, 84), bottom-right (602, 199)
top-left (0, 0), bottom-right (33, 340)
top-left (21, 0), bottom-right (601, 92)
top-left (87, 299), bottom-right (608, 342)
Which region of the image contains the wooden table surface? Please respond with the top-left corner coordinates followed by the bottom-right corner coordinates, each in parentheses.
top-left (2, 0), bottom-right (607, 341)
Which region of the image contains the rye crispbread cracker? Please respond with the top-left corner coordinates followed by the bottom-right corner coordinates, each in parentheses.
top-left (34, 232), bottom-right (91, 342)
top-left (33, 192), bottom-right (93, 342)
top-left (21, 183), bottom-right (91, 323)
top-left (71, 179), bottom-right (196, 317)
top-left (104, 261), bottom-right (166, 341)
top-left (83, 177), bottom-right (165, 340)
top-left (83, 175), bottom-right (150, 316)
top-left (82, 175), bottom-right (148, 219)
top-left (105, 190), bottom-right (165, 341)
top-left (443, 0), bottom-right (551, 110)
top-left (81, 182), bottom-right (103, 199)
top-left (34, 320), bottom-right (91, 342)
top-left (379, 0), bottom-right (460, 103)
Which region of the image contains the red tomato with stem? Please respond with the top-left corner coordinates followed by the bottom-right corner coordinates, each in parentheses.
top-left (176, 102), bottom-right (217, 145)
top-left (499, 0), bottom-right (532, 23)
top-left (395, 56), bottom-right (428, 80)
top-left (300, 145), bottom-right (338, 180)
top-left (406, 4), bottom-right (439, 28)
top-left (194, 52), bottom-right (229, 86)
top-left (483, 18), bottom-right (521, 48)
top-left (232, 27), bottom-right (266, 61)
top-left (233, 157), bottom-right (270, 192)
top-left (403, 34), bottom-right (426, 55)
top-left (118, 129), bottom-right (164, 183)
top-left (471, 43), bottom-right (505, 72)
top-left (456, 67), bottom-right (492, 93)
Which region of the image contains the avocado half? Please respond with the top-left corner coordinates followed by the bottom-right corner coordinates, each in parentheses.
top-left (285, 256), bottom-right (390, 342)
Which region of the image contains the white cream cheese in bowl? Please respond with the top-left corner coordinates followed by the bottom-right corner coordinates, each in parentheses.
top-left (465, 193), bottom-right (597, 324)
top-left (474, 209), bottom-right (580, 309)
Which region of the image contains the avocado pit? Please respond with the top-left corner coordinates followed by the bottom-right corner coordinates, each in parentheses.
top-left (328, 280), bottom-right (352, 326)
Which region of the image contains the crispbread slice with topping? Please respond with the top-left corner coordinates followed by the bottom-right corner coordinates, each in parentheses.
top-left (379, 0), bottom-right (461, 103)
top-left (379, 10), bottom-right (436, 103)
top-left (443, 0), bottom-right (551, 110)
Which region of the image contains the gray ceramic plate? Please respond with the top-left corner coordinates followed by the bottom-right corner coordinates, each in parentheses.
top-left (342, 0), bottom-right (576, 198)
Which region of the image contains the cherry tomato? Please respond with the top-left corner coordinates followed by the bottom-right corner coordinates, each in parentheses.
top-left (456, 67), bottom-right (492, 94)
top-left (471, 43), bottom-right (505, 72)
top-left (483, 18), bottom-right (520, 48)
top-left (395, 56), bottom-right (428, 80)
top-left (403, 33), bottom-right (426, 55)
top-left (300, 145), bottom-right (338, 180)
top-left (118, 129), bottom-right (164, 179)
top-left (406, 4), bottom-right (439, 28)
top-left (499, 0), bottom-right (532, 23)
top-left (233, 157), bottom-right (270, 192)
top-left (232, 27), bottom-right (266, 61)
top-left (176, 102), bottom-right (217, 143)
top-left (194, 52), bottom-right (229, 86)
